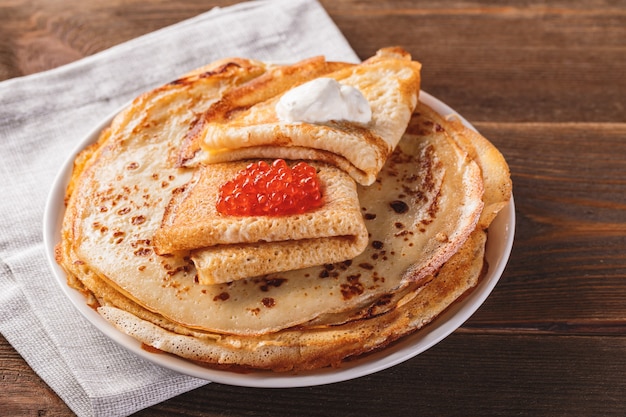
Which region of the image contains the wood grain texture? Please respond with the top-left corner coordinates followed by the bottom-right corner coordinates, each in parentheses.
top-left (327, 2), bottom-right (626, 123)
top-left (466, 122), bottom-right (626, 332)
top-left (0, 335), bottom-right (73, 416)
top-left (1, 0), bottom-right (625, 416)
top-left (132, 334), bottom-right (626, 417)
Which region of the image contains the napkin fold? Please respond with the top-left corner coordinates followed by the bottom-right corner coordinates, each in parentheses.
top-left (0, 1), bottom-right (358, 415)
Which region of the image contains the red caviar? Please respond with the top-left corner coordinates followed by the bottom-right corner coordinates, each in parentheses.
top-left (216, 159), bottom-right (324, 216)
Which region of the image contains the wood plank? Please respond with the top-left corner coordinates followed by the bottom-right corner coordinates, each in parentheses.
top-left (134, 333), bottom-right (626, 417)
top-left (0, 0), bottom-right (236, 79)
top-left (1, 1), bottom-right (625, 416)
top-left (329, 7), bottom-right (626, 123)
top-left (0, 335), bottom-right (73, 416)
top-left (2, 0), bottom-right (625, 124)
top-left (465, 122), bottom-right (626, 331)
top-left (3, 331), bottom-right (625, 416)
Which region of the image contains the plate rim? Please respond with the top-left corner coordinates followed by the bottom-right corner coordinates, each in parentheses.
top-left (43, 91), bottom-right (515, 388)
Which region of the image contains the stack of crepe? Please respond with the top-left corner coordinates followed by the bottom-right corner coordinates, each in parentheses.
top-left (55, 48), bottom-right (511, 372)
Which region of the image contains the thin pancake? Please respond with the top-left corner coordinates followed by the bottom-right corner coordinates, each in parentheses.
top-left (97, 228), bottom-right (487, 372)
top-left (177, 56), bottom-right (351, 167)
top-left (153, 162), bottom-right (364, 251)
top-left (153, 161), bottom-right (369, 284)
top-left (55, 52), bottom-right (512, 371)
top-left (179, 47), bottom-right (422, 186)
top-left (57, 95), bottom-right (485, 336)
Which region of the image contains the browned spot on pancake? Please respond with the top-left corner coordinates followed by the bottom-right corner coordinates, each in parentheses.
top-left (133, 248), bottom-right (152, 257)
top-left (213, 292), bottom-right (230, 302)
top-left (388, 146), bottom-right (416, 165)
top-left (164, 261), bottom-right (192, 276)
top-left (257, 277), bottom-right (287, 292)
top-left (372, 271), bottom-right (385, 283)
top-left (318, 260), bottom-right (353, 279)
top-left (113, 231), bottom-right (125, 244)
top-left (131, 215), bottom-right (146, 225)
top-left (341, 275), bottom-right (364, 300)
top-left (262, 297), bottom-right (276, 308)
top-left (247, 307), bottom-right (261, 316)
top-left (363, 293), bottom-right (394, 318)
top-left (389, 200), bottom-right (409, 214)
top-left (130, 239), bottom-right (151, 248)
top-left (395, 229), bottom-right (413, 239)
top-left (358, 262), bottom-right (374, 270)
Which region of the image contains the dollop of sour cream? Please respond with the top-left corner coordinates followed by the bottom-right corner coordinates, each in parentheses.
top-left (276, 77), bottom-right (372, 124)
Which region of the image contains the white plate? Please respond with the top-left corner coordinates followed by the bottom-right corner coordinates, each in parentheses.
top-left (43, 91), bottom-right (515, 388)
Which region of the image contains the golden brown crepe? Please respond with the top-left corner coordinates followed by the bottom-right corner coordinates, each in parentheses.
top-left (55, 50), bottom-right (511, 371)
top-left (98, 228), bottom-right (487, 372)
top-left (178, 47), bottom-right (422, 186)
top-left (153, 161), bottom-right (369, 284)
top-left (56, 104), bottom-right (485, 335)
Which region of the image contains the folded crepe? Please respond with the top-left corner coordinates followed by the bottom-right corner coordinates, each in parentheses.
top-left (56, 95), bottom-right (488, 337)
top-left (54, 50), bottom-right (512, 371)
top-left (153, 161), bottom-right (369, 284)
top-left (100, 226), bottom-right (488, 372)
top-left (178, 47), bottom-right (422, 186)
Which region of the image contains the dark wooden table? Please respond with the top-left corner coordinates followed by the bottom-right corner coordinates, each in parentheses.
top-left (2, 1), bottom-right (625, 415)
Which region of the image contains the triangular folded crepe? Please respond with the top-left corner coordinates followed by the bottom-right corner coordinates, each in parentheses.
top-left (178, 47), bottom-right (421, 186)
top-left (152, 161), bottom-right (368, 284)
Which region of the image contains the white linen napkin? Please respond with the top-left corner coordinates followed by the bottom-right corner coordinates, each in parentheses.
top-left (0, 1), bottom-right (358, 416)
